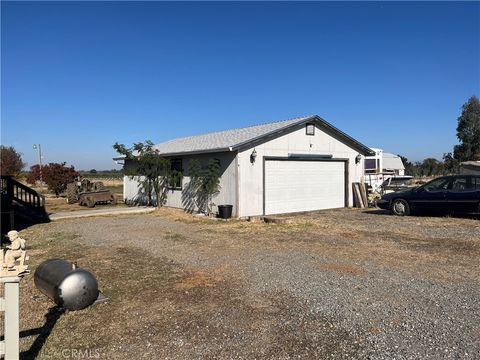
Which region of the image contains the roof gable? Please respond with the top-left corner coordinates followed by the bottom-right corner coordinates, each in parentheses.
top-left (148, 115), bottom-right (373, 157)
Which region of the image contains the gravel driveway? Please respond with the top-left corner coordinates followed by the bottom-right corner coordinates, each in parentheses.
top-left (24, 208), bottom-right (480, 359)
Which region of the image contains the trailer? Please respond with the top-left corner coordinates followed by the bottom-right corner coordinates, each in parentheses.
top-left (364, 148), bottom-right (407, 192)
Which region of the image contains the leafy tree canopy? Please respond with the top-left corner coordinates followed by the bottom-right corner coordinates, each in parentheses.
top-left (397, 155), bottom-right (446, 177)
top-left (26, 164), bottom-right (43, 185)
top-left (442, 152), bottom-right (459, 174)
top-left (420, 158), bottom-right (444, 177)
top-left (41, 162), bottom-right (79, 196)
top-left (0, 146), bottom-right (25, 177)
top-left (453, 95), bottom-right (480, 162)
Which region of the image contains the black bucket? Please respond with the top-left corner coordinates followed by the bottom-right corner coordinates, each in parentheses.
top-left (218, 205), bottom-right (233, 219)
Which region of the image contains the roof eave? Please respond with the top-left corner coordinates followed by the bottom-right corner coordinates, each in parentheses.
top-left (312, 115), bottom-right (374, 156)
top-left (231, 116), bottom-right (317, 151)
top-left (157, 147), bottom-right (233, 157)
top-left (116, 147), bottom-right (234, 159)
top-left (231, 115), bottom-right (374, 156)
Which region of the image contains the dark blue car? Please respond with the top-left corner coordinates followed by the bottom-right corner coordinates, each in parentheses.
top-left (377, 175), bottom-right (480, 216)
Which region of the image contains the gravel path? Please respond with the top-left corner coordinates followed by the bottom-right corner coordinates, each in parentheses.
top-left (48, 209), bottom-right (480, 359)
top-left (49, 206), bottom-right (155, 220)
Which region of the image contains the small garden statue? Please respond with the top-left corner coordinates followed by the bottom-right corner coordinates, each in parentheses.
top-left (1, 230), bottom-right (29, 277)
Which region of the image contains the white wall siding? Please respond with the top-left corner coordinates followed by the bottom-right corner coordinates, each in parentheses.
top-left (123, 152), bottom-right (238, 216)
top-left (237, 123), bottom-right (365, 217)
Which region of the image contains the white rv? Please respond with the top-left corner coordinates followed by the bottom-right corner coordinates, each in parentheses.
top-left (364, 148), bottom-right (407, 192)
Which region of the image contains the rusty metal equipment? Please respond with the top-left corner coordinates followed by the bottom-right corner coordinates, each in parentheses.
top-left (66, 178), bottom-right (115, 208)
top-left (34, 259), bottom-right (99, 311)
top-left (78, 190), bottom-right (115, 208)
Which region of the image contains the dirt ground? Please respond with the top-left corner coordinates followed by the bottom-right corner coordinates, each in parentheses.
top-left (43, 184), bottom-right (125, 214)
top-left (9, 208), bottom-right (480, 359)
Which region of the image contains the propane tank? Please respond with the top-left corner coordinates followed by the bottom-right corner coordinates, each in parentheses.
top-left (34, 259), bottom-right (99, 311)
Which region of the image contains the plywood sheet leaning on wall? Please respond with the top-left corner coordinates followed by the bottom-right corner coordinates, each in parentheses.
top-left (352, 182), bottom-right (368, 208)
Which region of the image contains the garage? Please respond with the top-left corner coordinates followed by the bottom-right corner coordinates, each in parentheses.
top-left (264, 158), bottom-right (347, 215)
top-left (121, 115), bottom-right (373, 217)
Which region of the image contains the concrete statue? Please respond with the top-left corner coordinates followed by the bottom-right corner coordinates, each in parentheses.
top-left (1, 230), bottom-right (29, 277)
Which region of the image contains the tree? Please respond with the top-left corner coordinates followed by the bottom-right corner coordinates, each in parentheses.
top-left (113, 140), bottom-right (181, 207)
top-left (442, 152), bottom-right (459, 174)
top-left (410, 161), bottom-right (422, 177)
top-left (0, 146), bottom-right (25, 177)
top-left (42, 163), bottom-right (79, 196)
top-left (89, 169), bottom-right (97, 174)
top-left (453, 95), bottom-right (480, 162)
top-left (26, 164), bottom-right (44, 185)
top-left (419, 158), bottom-right (444, 177)
top-left (188, 159), bottom-right (221, 215)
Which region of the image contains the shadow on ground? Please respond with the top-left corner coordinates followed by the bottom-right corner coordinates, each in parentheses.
top-left (363, 208), bottom-right (479, 220)
top-left (20, 307), bottom-right (65, 360)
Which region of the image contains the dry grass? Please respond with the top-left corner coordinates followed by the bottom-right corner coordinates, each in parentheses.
top-left (17, 227), bottom-right (182, 359)
top-left (44, 195), bottom-right (127, 213)
top-left (25, 179), bottom-right (124, 214)
top-left (15, 223), bottom-right (358, 359)
top-left (174, 264), bottom-right (228, 290)
top-left (152, 207), bottom-right (480, 283)
top-left (10, 207), bottom-right (480, 358)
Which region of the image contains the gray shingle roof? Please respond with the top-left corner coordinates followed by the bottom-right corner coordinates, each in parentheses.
top-left (113, 115), bottom-right (373, 159)
top-left (152, 115), bottom-right (314, 155)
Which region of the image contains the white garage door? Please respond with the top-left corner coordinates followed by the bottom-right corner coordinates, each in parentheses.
top-left (264, 160), bottom-right (346, 215)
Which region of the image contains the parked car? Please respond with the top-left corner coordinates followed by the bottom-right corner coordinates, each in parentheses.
top-left (376, 175), bottom-right (480, 216)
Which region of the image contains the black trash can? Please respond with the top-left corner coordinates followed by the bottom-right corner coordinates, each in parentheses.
top-left (218, 205), bottom-right (233, 219)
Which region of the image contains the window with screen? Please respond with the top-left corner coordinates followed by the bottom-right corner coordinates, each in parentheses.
top-left (169, 159), bottom-right (183, 190)
top-left (306, 123), bottom-right (315, 136)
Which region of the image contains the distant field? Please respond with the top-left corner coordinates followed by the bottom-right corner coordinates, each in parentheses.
top-left (82, 178), bottom-right (123, 187)
top-left (104, 183), bottom-right (123, 195)
top-left (79, 171), bottom-right (123, 179)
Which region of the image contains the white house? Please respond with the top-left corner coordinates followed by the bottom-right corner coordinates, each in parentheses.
top-left (118, 115), bottom-right (374, 217)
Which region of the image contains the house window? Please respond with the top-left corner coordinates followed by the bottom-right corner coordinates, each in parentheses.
top-left (306, 123), bottom-right (315, 136)
top-left (169, 159), bottom-right (183, 190)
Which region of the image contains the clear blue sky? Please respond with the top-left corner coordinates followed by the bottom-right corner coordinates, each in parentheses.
top-left (2, 1), bottom-right (479, 170)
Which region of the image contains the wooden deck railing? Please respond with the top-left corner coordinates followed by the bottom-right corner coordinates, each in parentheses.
top-left (0, 175), bottom-right (45, 210)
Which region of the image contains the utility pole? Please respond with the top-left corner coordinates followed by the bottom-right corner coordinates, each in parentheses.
top-left (32, 144), bottom-right (43, 185)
